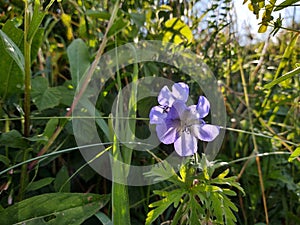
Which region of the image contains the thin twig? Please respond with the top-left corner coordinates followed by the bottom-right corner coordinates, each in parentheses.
top-left (238, 57), bottom-right (269, 225)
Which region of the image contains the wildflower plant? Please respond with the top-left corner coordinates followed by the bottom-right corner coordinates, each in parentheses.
top-left (145, 154), bottom-right (245, 225)
top-left (146, 82), bottom-right (244, 224)
top-left (149, 82), bottom-right (220, 156)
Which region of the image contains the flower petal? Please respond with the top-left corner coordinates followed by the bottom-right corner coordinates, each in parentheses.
top-left (156, 124), bottom-right (178, 144)
top-left (149, 106), bottom-right (166, 124)
top-left (196, 96), bottom-right (210, 118)
top-left (169, 100), bottom-right (187, 119)
top-left (172, 82), bottom-right (189, 103)
top-left (192, 124), bottom-right (220, 142)
top-left (174, 131), bottom-right (198, 156)
top-left (158, 85), bottom-right (172, 106)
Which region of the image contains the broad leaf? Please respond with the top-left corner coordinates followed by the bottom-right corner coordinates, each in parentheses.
top-left (0, 130), bottom-right (28, 149)
top-left (162, 18), bottom-right (193, 45)
top-left (0, 30), bottom-right (24, 73)
top-left (67, 39), bottom-right (90, 88)
top-left (0, 193), bottom-right (110, 225)
top-left (0, 20), bottom-right (44, 100)
top-left (31, 76), bottom-right (61, 111)
top-left (0, 21), bottom-right (24, 99)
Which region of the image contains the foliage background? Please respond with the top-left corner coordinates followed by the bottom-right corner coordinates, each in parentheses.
top-left (0, 0), bottom-right (299, 224)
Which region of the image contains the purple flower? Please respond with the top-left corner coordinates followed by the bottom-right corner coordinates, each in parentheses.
top-left (149, 83), bottom-right (220, 157)
top-left (158, 82), bottom-right (189, 108)
top-left (149, 82), bottom-right (189, 124)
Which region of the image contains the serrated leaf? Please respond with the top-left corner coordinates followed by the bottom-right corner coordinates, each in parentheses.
top-left (189, 195), bottom-right (204, 225)
top-left (146, 189), bottom-right (183, 225)
top-left (67, 39), bottom-right (90, 88)
top-left (0, 193), bottom-right (109, 225)
top-left (144, 161), bottom-right (183, 185)
top-left (211, 193), bottom-right (223, 223)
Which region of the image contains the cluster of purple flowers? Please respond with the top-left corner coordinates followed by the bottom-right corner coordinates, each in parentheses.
top-left (149, 82), bottom-right (220, 157)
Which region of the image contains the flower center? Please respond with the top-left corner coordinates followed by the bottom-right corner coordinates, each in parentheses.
top-left (179, 110), bottom-right (199, 133)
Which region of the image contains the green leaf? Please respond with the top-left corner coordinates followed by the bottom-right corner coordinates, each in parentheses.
top-left (217, 168), bottom-right (230, 179)
top-left (0, 130), bottom-right (28, 149)
top-left (67, 39), bottom-right (90, 88)
top-left (0, 155), bottom-right (10, 166)
top-left (31, 28), bottom-right (44, 63)
top-left (43, 118), bottom-right (59, 141)
top-left (27, 0), bottom-right (45, 41)
top-left (95, 212), bottom-right (113, 225)
top-left (31, 76), bottom-right (61, 111)
top-left (56, 81), bottom-right (75, 106)
top-left (0, 193), bottom-right (109, 225)
top-left (112, 182), bottom-right (131, 225)
top-left (274, 33), bottom-right (299, 80)
top-left (129, 12), bottom-right (146, 28)
top-left (54, 165), bottom-right (70, 192)
top-left (146, 189), bottom-right (184, 225)
top-left (107, 17), bottom-right (129, 37)
top-left (0, 21), bottom-right (25, 99)
top-left (85, 9), bottom-right (111, 20)
top-left (288, 146), bottom-right (300, 162)
top-left (264, 67), bottom-right (300, 89)
top-left (162, 18), bottom-right (193, 44)
top-left (189, 195), bottom-right (205, 225)
top-left (26, 178), bottom-right (55, 192)
top-left (144, 161), bottom-right (183, 185)
top-left (0, 30), bottom-right (24, 73)
top-left (274, 0), bottom-right (300, 11)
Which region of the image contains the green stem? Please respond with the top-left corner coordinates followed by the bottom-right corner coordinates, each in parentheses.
top-left (23, 0), bottom-right (31, 138)
top-left (18, 0), bottom-right (31, 201)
